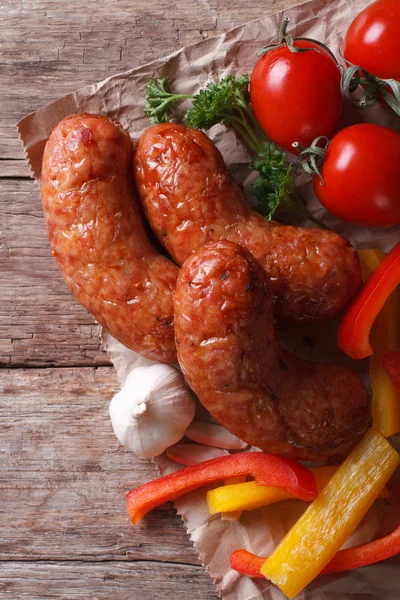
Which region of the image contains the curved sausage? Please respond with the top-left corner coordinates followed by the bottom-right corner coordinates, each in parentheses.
top-left (41, 114), bottom-right (178, 363)
top-left (134, 123), bottom-right (361, 326)
top-left (174, 240), bottom-right (370, 461)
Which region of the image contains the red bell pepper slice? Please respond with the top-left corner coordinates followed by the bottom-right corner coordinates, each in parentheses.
top-left (126, 453), bottom-right (317, 525)
top-left (382, 351), bottom-right (400, 392)
top-left (338, 241), bottom-right (400, 360)
top-left (230, 524), bottom-right (400, 577)
top-left (230, 550), bottom-right (265, 578)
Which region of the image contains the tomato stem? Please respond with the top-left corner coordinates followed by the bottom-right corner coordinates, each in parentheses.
top-left (294, 137), bottom-right (329, 182)
top-left (278, 17), bottom-right (290, 43)
top-left (257, 18), bottom-right (335, 58)
top-left (341, 64), bottom-right (400, 116)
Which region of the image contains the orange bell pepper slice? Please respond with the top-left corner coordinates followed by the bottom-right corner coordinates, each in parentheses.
top-left (126, 452), bottom-right (317, 525)
top-left (338, 241), bottom-right (400, 360)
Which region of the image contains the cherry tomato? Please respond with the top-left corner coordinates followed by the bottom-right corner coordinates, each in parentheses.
top-left (313, 124), bottom-right (400, 227)
top-left (344, 0), bottom-right (400, 80)
top-left (250, 40), bottom-right (343, 152)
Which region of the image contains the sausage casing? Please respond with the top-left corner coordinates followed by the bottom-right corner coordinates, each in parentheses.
top-left (41, 114), bottom-right (178, 363)
top-left (134, 123), bottom-right (361, 325)
top-left (174, 240), bottom-right (370, 461)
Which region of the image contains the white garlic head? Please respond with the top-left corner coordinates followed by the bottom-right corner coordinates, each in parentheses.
top-left (109, 364), bottom-right (196, 458)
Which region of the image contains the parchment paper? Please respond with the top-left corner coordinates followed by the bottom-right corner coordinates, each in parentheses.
top-left (18, 0), bottom-right (400, 597)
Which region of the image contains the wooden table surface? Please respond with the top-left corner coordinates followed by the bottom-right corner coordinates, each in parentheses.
top-left (1, 1), bottom-right (302, 598)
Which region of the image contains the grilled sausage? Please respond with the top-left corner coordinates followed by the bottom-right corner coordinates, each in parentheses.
top-left (134, 123), bottom-right (361, 326)
top-left (41, 114), bottom-right (178, 363)
top-left (174, 240), bottom-right (370, 461)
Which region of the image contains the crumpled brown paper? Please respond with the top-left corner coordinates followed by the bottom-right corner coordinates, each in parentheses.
top-left (18, 0), bottom-right (400, 597)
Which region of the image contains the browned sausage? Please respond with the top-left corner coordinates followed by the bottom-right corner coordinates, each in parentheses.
top-left (41, 114), bottom-right (178, 363)
top-left (174, 240), bottom-right (370, 461)
top-left (134, 123), bottom-right (361, 326)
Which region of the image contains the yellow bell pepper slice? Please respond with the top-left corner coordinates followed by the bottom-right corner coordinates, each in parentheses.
top-left (261, 429), bottom-right (399, 599)
top-left (358, 249), bottom-right (400, 437)
top-left (208, 480), bottom-right (291, 514)
top-left (220, 476), bottom-right (246, 521)
top-left (207, 465), bottom-right (389, 514)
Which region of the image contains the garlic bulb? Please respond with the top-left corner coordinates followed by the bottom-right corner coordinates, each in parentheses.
top-left (109, 364), bottom-right (196, 458)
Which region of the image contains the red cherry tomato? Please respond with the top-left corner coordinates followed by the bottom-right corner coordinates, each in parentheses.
top-left (313, 124), bottom-right (400, 227)
top-left (250, 40), bottom-right (343, 152)
top-left (344, 0), bottom-right (400, 80)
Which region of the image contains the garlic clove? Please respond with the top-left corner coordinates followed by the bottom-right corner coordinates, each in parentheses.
top-left (109, 364), bottom-right (196, 458)
top-left (185, 421), bottom-right (248, 450)
top-left (167, 443), bottom-right (229, 466)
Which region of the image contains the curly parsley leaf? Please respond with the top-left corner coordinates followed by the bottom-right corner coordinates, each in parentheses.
top-left (251, 143), bottom-right (327, 228)
top-left (185, 75), bottom-right (250, 128)
top-left (144, 78), bottom-right (193, 125)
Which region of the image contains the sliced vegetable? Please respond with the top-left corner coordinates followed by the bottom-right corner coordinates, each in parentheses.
top-left (207, 466), bottom-right (389, 515)
top-left (230, 524), bottom-right (400, 578)
top-left (382, 351), bottom-right (400, 392)
top-left (358, 249), bottom-right (400, 436)
top-left (338, 241), bottom-right (400, 359)
top-left (126, 452), bottom-right (318, 525)
top-left (261, 429), bottom-right (399, 598)
top-left (318, 525), bottom-right (400, 574)
top-left (166, 444), bottom-right (244, 521)
top-left (221, 476), bottom-right (247, 522)
top-left (184, 421), bottom-right (247, 450)
top-left (208, 480), bottom-right (291, 515)
top-left (230, 549), bottom-right (265, 578)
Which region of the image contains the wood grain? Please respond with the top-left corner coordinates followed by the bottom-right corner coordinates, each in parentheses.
top-left (1, 0), bottom-right (303, 368)
top-left (0, 367), bottom-right (204, 564)
top-left (0, 1), bottom-right (303, 598)
top-left (1, 562), bottom-right (217, 600)
top-left (0, 160), bottom-right (31, 178)
top-left (0, 180), bottom-right (108, 367)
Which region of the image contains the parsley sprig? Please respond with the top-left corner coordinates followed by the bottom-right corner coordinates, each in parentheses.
top-left (144, 75), bottom-right (326, 227)
top-left (145, 78), bottom-right (193, 125)
top-left (252, 143), bottom-right (325, 227)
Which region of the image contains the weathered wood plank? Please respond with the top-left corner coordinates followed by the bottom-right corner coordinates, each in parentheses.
top-left (0, 367), bottom-right (206, 565)
top-left (0, 0), bottom-right (303, 367)
top-left (0, 562), bottom-right (218, 599)
top-left (0, 131), bottom-right (25, 160)
top-left (0, 159), bottom-right (31, 178)
top-left (0, 0), bottom-right (302, 136)
top-left (0, 180), bottom-right (109, 366)
top-left (0, 3), bottom-right (302, 597)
